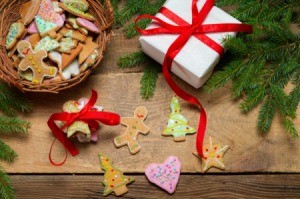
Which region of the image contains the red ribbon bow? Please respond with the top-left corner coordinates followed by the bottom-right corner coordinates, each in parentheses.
top-left (136, 0), bottom-right (253, 158)
top-left (47, 90), bottom-right (120, 166)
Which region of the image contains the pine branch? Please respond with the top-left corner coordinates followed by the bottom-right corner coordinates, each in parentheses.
top-left (140, 63), bottom-right (160, 99)
top-left (0, 140), bottom-right (17, 163)
top-left (258, 97), bottom-right (275, 133)
top-left (0, 117), bottom-right (30, 135)
top-left (206, 0), bottom-right (300, 136)
top-left (118, 51), bottom-right (148, 68)
top-left (125, 19), bottom-right (151, 38)
top-left (0, 83), bottom-right (31, 116)
top-left (0, 166), bottom-right (15, 199)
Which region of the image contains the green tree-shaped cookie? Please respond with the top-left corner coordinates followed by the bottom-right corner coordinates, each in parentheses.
top-left (162, 96), bottom-right (196, 141)
top-left (99, 153), bottom-right (134, 196)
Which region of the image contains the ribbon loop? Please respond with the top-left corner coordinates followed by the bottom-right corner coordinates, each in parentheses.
top-left (48, 90), bottom-right (121, 166)
top-left (136, 0), bottom-right (253, 158)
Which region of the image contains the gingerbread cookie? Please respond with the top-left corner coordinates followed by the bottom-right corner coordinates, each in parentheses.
top-left (76, 18), bottom-right (100, 34)
top-left (78, 36), bottom-right (98, 64)
top-left (78, 27), bottom-right (88, 35)
top-left (145, 156), bottom-right (181, 194)
top-left (52, 1), bottom-right (64, 14)
top-left (61, 0), bottom-right (89, 12)
top-left (35, 0), bottom-right (64, 38)
top-left (58, 2), bottom-right (95, 21)
top-left (49, 51), bottom-right (79, 80)
top-left (67, 18), bottom-right (79, 29)
top-left (60, 27), bottom-right (87, 42)
top-left (67, 17), bottom-right (89, 35)
top-left (17, 40), bottom-right (57, 84)
top-left (99, 153), bottom-right (135, 196)
top-left (62, 100), bottom-right (91, 138)
top-left (28, 33), bottom-right (41, 48)
top-left (12, 55), bottom-right (21, 69)
top-left (61, 59), bottom-right (80, 80)
top-left (114, 106), bottom-right (150, 154)
top-left (20, 0), bottom-right (41, 25)
top-left (6, 22), bottom-right (26, 50)
top-left (61, 45), bottom-right (83, 69)
top-left (49, 51), bottom-right (62, 68)
top-left (57, 37), bottom-right (78, 54)
top-left (193, 137), bottom-right (229, 173)
top-left (8, 29), bottom-right (28, 58)
top-left (80, 49), bottom-right (100, 72)
top-left (162, 96), bottom-right (196, 141)
top-left (34, 36), bottom-right (60, 52)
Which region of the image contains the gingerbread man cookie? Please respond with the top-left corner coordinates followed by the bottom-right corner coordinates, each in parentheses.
top-left (114, 106), bottom-right (150, 154)
top-left (17, 40), bottom-right (57, 84)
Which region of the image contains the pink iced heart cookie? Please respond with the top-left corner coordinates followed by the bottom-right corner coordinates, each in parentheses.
top-left (76, 18), bottom-right (100, 34)
top-left (145, 156), bottom-right (181, 194)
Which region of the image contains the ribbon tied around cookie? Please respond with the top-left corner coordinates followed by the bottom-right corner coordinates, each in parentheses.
top-left (48, 90), bottom-right (120, 166)
top-left (135, 0), bottom-right (253, 158)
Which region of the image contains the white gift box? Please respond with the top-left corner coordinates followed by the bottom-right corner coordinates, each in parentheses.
top-left (139, 0), bottom-right (241, 88)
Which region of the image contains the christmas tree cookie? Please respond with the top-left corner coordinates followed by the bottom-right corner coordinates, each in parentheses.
top-left (162, 96), bottom-right (195, 141)
top-left (193, 137), bottom-right (229, 173)
top-left (99, 153), bottom-right (134, 196)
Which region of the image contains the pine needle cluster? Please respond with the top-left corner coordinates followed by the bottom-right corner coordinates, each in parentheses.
top-left (0, 83), bottom-right (31, 199)
top-left (204, 0), bottom-right (300, 137)
top-left (114, 0), bottom-right (299, 136)
top-left (112, 0), bottom-right (165, 99)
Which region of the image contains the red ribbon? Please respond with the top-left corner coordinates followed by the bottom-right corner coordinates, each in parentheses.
top-left (47, 90), bottom-right (120, 166)
top-left (136, 0), bottom-right (253, 158)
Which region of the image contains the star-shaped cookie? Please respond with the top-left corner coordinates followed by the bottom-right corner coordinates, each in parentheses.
top-left (193, 137), bottom-right (229, 173)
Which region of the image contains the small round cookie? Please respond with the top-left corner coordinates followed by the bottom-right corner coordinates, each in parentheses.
top-left (76, 18), bottom-right (100, 34)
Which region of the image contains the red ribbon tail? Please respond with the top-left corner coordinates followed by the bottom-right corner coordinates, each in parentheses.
top-left (49, 139), bottom-right (68, 166)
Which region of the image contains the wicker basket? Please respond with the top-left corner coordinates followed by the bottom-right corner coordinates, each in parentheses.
top-left (0, 0), bottom-right (114, 93)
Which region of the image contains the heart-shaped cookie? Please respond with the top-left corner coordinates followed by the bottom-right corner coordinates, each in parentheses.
top-left (145, 156), bottom-right (181, 194)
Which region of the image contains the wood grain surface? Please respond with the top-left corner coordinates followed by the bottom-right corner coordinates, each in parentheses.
top-left (11, 174), bottom-right (300, 198)
top-left (1, 30), bottom-right (299, 174)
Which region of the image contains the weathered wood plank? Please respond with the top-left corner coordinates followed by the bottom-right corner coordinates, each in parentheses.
top-left (11, 174), bottom-right (300, 198)
top-left (1, 73), bottom-right (299, 173)
top-left (94, 29), bottom-right (145, 74)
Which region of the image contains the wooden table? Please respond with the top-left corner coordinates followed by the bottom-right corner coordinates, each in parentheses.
top-left (4, 29), bottom-right (300, 198)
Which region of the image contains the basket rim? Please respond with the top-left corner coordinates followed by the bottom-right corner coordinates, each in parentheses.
top-left (0, 0), bottom-right (114, 94)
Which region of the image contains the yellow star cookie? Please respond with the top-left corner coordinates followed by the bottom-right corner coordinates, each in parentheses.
top-left (193, 137), bottom-right (229, 173)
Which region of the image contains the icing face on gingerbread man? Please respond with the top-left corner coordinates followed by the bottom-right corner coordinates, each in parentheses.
top-left (114, 106), bottom-right (150, 154)
top-left (17, 40), bottom-right (57, 84)
top-left (18, 42), bottom-right (31, 56)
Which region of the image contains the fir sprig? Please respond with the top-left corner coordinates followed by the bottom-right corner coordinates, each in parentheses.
top-left (205, 0), bottom-right (300, 136)
top-left (0, 166), bottom-right (14, 199)
top-left (118, 51), bottom-right (161, 99)
top-left (140, 64), bottom-right (160, 99)
top-left (0, 82), bottom-right (31, 198)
